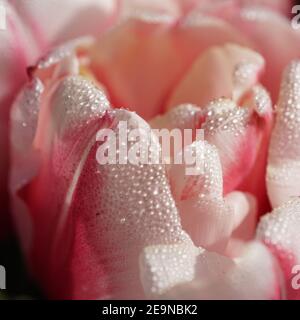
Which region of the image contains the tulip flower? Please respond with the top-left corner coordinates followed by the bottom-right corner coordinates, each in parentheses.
top-left (2, 0), bottom-right (300, 299)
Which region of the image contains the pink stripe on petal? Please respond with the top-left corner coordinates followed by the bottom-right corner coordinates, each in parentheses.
top-left (64, 109), bottom-right (190, 299)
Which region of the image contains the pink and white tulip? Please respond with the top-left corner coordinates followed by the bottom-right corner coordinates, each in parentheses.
top-left (2, 0), bottom-right (300, 299)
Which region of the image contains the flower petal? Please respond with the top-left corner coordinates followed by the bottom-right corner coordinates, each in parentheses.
top-left (232, 85), bottom-right (273, 215)
top-left (121, 0), bottom-right (181, 18)
top-left (225, 191), bottom-right (257, 241)
top-left (170, 141), bottom-right (223, 201)
top-left (267, 61), bottom-right (300, 208)
top-left (241, 1), bottom-right (291, 15)
top-left (257, 198), bottom-right (300, 300)
top-left (140, 241), bottom-right (281, 299)
top-left (10, 78), bottom-right (44, 253)
top-left (150, 103), bottom-right (202, 132)
top-left (10, 0), bottom-right (117, 46)
top-left (149, 103), bottom-right (204, 161)
top-left (90, 16), bottom-right (182, 119)
top-left (166, 43), bottom-right (264, 109)
top-left (140, 242), bottom-right (201, 297)
top-left (12, 77), bottom-right (191, 298)
top-left (0, 1), bottom-right (40, 236)
top-left (151, 94), bottom-right (272, 216)
top-left (63, 109), bottom-right (192, 299)
top-left (202, 95), bottom-right (272, 196)
top-left (227, 5), bottom-right (300, 101)
top-left (90, 15), bottom-right (250, 119)
top-left (169, 140), bottom-right (237, 253)
top-left (10, 73), bottom-right (111, 296)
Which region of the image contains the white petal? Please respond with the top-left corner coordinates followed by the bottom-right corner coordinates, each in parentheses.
top-left (267, 61), bottom-right (300, 208)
